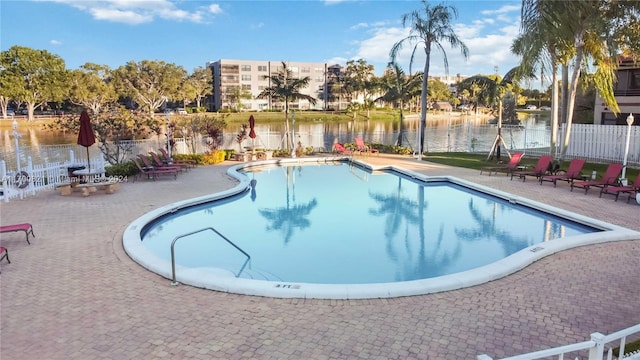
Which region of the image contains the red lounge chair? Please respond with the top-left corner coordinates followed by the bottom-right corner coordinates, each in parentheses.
top-left (132, 158), bottom-right (178, 181)
top-left (333, 143), bottom-right (353, 155)
top-left (138, 154), bottom-right (182, 173)
top-left (0, 223), bottom-right (35, 245)
top-left (149, 151), bottom-right (189, 172)
top-left (511, 155), bottom-right (553, 181)
top-left (158, 148), bottom-right (197, 168)
top-left (600, 172), bottom-right (640, 202)
top-left (539, 159), bottom-right (586, 187)
top-left (480, 152), bottom-right (525, 176)
top-left (570, 163), bottom-right (623, 194)
top-left (354, 137), bottom-right (379, 155)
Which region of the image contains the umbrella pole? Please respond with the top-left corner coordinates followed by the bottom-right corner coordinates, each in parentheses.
top-left (86, 147), bottom-right (91, 173)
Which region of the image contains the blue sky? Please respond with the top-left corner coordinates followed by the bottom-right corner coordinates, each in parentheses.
top-left (2, 0), bottom-right (528, 81)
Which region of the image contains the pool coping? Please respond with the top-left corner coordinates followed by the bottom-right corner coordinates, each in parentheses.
top-left (122, 157), bottom-right (640, 299)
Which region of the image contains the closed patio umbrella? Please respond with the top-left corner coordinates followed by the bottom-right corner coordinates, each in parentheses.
top-left (249, 115), bottom-right (256, 148)
top-left (77, 110), bottom-right (96, 173)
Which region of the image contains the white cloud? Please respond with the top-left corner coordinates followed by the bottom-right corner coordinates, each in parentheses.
top-left (50, 39), bottom-right (62, 45)
top-left (208, 4), bottom-right (223, 14)
top-left (41, 0), bottom-right (217, 24)
top-left (481, 4), bottom-right (521, 15)
top-left (345, 3), bottom-right (523, 77)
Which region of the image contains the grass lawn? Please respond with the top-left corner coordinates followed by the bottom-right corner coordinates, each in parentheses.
top-left (423, 152), bottom-right (639, 181)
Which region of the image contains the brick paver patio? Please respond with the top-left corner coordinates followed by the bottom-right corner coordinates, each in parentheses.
top-left (1, 155), bottom-right (639, 359)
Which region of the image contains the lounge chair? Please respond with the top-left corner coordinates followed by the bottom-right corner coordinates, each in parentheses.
top-left (511, 155), bottom-right (553, 181)
top-left (354, 137), bottom-right (379, 155)
top-left (138, 154), bottom-right (183, 173)
top-left (600, 172), bottom-right (640, 202)
top-left (333, 143), bottom-right (353, 155)
top-left (149, 151), bottom-right (189, 172)
top-left (0, 246), bottom-right (9, 272)
top-left (158, 148), bottom-right (197, 168)
top-left (0, 223), bottom-right (35, 244)
top-left (539, 158), bottom-right (586, 187)
top-left (480, 152), bottom-right (525, 176)
top-left (570, 163), bottom-right (623, 194)
top-left (132, 158), bottom-right (178, 181)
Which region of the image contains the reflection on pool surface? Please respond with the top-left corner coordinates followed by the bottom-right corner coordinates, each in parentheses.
top-left (140, 162), bottom-right (600, 285)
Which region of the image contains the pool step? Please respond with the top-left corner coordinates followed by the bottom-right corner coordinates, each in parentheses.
top-left (238, 268), bottom-right (283, 282)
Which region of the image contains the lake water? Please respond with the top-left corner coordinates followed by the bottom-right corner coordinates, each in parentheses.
top-left (0, 112), bottom-right (551, 168)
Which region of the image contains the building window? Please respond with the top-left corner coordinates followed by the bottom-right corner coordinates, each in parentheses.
top-left (258, 65), bottom-right (267, 72)
top-left (258, 85), bottom-right (266, 91)
top-left (301, 67), bottom-right (310, 73)
top-left (241, 74), bottom-right (251, 81)
top-left (242, 84), bottom-right (251, 90)
top-left (289, 66), bottom-right (298, 73)
top-left (241, 65), bottom-right (251, 71)
top-left (221, 64), bottom-right (239, 73)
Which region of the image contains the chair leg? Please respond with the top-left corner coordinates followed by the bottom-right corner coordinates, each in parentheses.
top-left (0, 247), bottom-right (9, 264)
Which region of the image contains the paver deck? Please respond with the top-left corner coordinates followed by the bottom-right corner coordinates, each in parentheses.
top-left (1, 155), bottom-right (639, 360)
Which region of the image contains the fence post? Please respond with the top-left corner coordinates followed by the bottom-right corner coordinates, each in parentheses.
top-left (1, 160), bottom-right (8, 203)
top-left (27, 156), bottom-right (35, 196)
top-left (588, 332), bottom-right (606, 360)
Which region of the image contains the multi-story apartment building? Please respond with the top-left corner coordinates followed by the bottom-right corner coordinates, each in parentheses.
top-left (208, 59), bottom-right (337, 112)
top-left (594, 56), bottom-right (640, 124)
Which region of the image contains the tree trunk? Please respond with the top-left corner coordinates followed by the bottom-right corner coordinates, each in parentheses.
top-left (550, 61), bottom-right (559, 159)
top-left (396, 100), bottom-right (404, 146)
top-left (284, 99), bottom-right (292, 150)
top-left (419, 50), bottom-right (431, 159)
top-left (560, 38), bottom-right (584, 161)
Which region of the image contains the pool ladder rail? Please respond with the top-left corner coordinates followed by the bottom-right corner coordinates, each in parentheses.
top-left (170, 227), bottom-right (251, 286)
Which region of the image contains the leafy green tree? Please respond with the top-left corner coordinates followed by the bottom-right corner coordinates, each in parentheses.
top-left (47, 108), bottom-right (161, 164)
top-left (343, 59), bottom-right (376, 118)
top-left (426, 78), bottom-right (452, 102)
top-left (390, 1), bottom-right (469, 159)
top-left (67, 63), bottom-right (118, 114)
top-left (517, 0), bottom-right (640, 160)
top-left (459, 68), bottom-right (529, 159)
top-left (256, 61), bottom-right (316, 151)
top-left (111, 60), bottom-right (187, 115)
top-left (377, 62), bottom-right (422, 146)
top-left (187, 66), bottom-right (213, 109)
top-left (0, 45), bottom-right (68, 121)
top-left (227, 86), bottom-right (253, 111)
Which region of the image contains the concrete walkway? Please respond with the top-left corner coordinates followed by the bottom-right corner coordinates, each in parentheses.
top-left (1, 155), bottom-right (639, 359)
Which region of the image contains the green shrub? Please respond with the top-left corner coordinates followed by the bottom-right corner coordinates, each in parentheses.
top-left (174, 153), bottom-right (202, 165)
top-left (105, 161), bottom-right (138, 177)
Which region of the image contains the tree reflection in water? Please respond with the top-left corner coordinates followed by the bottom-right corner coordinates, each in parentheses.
top-left (455, 198), bottom-right (531, 255)
top-left (369, 178), bottom-right (462, 280)
top-left (258, 166), bottom-right (318, 245)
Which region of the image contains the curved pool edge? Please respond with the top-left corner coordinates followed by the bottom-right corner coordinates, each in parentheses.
top-left (122, 157), bottom-right (640, 299)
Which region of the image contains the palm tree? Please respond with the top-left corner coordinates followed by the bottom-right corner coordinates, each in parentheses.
top-left (257, 62), bottom-right (316, 151)
top-left (390, 1), bottom-right (468, 160)
top-left (459, 67), bottom-right (531, 160)
top-left (516, 0), bottom-right (637, 161)
top-left (377, 62), bottom-right (422, 146)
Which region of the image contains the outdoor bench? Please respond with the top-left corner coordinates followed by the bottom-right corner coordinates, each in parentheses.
top-left (75, 180), bottom-right (120, 197)
top-left (0, 223), bottom-right (35, 244)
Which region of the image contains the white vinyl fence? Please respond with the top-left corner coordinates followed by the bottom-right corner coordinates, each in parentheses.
top-left (478, 323), bottom-right (640, 360)
top-left (0, 152), bottom-right (105, 202)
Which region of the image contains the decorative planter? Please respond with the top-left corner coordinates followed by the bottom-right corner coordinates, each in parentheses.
top-left (256, 151), bottom-right (273, 160)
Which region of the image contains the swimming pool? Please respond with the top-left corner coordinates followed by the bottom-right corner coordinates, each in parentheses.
top-left (123, 158), bottom-right (638, 299)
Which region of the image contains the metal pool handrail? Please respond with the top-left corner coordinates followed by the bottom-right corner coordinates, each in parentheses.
top-left (170, 227), bottom-right (251, 286)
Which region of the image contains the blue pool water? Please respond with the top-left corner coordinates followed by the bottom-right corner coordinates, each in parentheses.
top-left (140, 162), bottom-right (600, 285)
